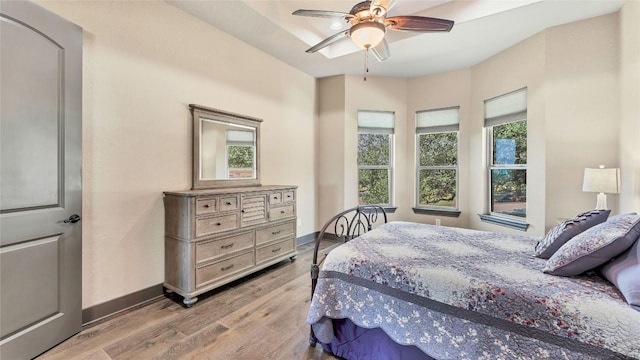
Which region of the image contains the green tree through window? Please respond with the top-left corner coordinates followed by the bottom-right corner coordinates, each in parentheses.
top-left (418, 132), bottom-right (457, 207)
top-left (358, 133), bottom-right (390, 205)
top-left (357, 110), bottom-right (394, 206)
top-left (415, 106), bottom-right (459, 210)
top-left (227, 145), bottom-right (254, 178)
top-left (490, 120), bottom-right (527, 218)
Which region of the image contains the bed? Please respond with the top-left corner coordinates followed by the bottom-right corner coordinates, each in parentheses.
top-left (306, 207), bottom-right (640, 359)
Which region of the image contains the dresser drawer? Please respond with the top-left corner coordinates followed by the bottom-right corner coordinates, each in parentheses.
top-left (269, 204), bottom-right (295, 221)
top-left (256, 221), bottom-right (295, 245)
top-left (219, 196), bottom-right (239, 212)
top-left (195, 197), bottom-right (217, 215)
top-left (269, 192), bottom-right (283, 205)
top-left (195, 251), bottom-right (254, 288)
top-left (195, 231), bottom-right (254, 264)
top-left (195, 213), bottom-right (238, 237)
top-left (282, 191), bottom-right (295, 203)
top-left (256, 238), bottom-right (295, 264)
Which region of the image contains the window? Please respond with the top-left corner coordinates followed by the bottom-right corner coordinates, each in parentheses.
top-left (485, 88), bottom-right (527, 220)
top-left (357, 110), bottom-right (394, 206)
top-left (226, 129), bottom-right (255, 179)
top-left (415, 107), bottom-right (459, 211)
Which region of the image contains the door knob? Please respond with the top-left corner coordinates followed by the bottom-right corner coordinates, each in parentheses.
top-left (64, 214), bottom-right (82, 223)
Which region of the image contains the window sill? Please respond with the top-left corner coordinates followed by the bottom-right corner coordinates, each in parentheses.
top-left (412, 208), bottom-right (460, 217)
top-left (478, 214), bottom-right (529, 231)
top-left (359, 206), bottom-right (397, 214)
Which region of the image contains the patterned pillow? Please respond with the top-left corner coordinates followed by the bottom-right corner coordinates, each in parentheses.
top-left (543, 213), bottom-right (640, 276)
top-left (534, 209), bottom-right (610, 259)
top-left (600, 237), bottom-right (640, 311)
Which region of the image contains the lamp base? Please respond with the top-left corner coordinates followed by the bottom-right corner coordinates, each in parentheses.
top-left (595, 193), bottom-right (608, 210)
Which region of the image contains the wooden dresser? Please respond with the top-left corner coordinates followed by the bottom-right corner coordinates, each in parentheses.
top-left (163, 185), bottom-right (297, 306)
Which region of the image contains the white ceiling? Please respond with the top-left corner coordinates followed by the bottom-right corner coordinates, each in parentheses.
top-left (167, 0), bottom-right (624, 79)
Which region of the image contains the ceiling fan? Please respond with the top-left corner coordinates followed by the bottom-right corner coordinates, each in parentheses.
top-left (292, 0), bottom-right (454, 62)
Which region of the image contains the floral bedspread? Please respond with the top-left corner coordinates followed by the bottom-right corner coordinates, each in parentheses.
top-left (307, 221), bottom-right (640, 359)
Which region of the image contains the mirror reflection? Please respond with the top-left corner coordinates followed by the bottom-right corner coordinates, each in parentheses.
top-left (200, 119), bottom-right (256, 180)
top-left (191, 104), bottom-right (261, 189)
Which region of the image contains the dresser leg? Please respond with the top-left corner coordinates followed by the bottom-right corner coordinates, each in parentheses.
top-left (290, 255), bottom-right (297, 262)
top-left (163, 287), bottom-right (174, 294)
top-left (183, 296), bottom-right (198, 307)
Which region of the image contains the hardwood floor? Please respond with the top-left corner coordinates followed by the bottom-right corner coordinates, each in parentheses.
top-left (36, 242), bottom-right (340, 360)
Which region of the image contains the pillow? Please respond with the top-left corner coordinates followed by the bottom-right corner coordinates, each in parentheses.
top-left (543, 213), bottom-right (640, 276)
top-left (607, 212), bottom-right (638, 221)
top-left (600, 238), bottom-right (640, 311)
top-left (534, 209), bottom-right (611, 259)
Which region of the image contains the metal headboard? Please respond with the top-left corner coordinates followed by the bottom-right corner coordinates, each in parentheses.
top-left (309, 205), bottom-right (388, 346)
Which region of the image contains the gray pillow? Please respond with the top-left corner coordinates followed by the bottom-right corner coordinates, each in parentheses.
top-left (600, 237), bottom-right (640, 311)
top-left (543, 213), bottom-right (640, 276)
top-left (535, 209), bottom-right (611, 259)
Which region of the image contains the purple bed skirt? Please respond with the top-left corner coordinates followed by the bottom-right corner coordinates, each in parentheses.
top-left (318, 318), bottom-right (434, 360)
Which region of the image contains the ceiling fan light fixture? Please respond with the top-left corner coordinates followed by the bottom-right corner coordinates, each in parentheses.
top-left (349, 21), bottom-right (386, 49)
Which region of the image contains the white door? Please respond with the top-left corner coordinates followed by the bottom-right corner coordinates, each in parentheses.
top-left (0, 1), bottom-right (82, 359)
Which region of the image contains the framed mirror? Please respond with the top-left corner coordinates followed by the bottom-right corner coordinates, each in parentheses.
top-left (190, 104), bottom-right (262, 189)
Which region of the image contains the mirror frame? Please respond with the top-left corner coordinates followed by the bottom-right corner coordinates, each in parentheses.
top-left (190, 104), bottom-right (262, 189)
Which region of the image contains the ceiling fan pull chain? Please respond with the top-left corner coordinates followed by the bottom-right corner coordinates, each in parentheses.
top-left (364, 47), bottom-right (369, 81)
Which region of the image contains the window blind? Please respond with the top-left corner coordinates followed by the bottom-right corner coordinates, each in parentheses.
top-left (484, 87), bottom-right (527, 127)
top-left (416, 106), bottom-right (460, 134)
top-left (226, 130), bottom-right (254, 146)
top-left (358, 110), bottom-right (394, 134)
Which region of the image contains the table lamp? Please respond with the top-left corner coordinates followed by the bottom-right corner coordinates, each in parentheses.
top-left (582, 165), bottom-right (620, 210)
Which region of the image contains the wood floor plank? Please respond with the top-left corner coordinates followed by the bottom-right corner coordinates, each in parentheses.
top-left (37, 299), bottom-right (183, 359)
top-left (103, 322), bottom-right (186, 359)
top-left (146, 322), bottom-right (229, 360)
top-left (216, 274), bottom-right (309, 328)
top-left (35, 241), bottom-right (341, 360)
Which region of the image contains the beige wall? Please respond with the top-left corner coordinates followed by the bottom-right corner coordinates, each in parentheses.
top-left (468, 32), bottom-right (547, 236)
top-left (37, 1), bottom-right (317, 309)
top-left (34, 0), bottom-right (637, 310)
top-left (544, 14), bottom-right (620, 225)
top-left (344, 76), bottom-right (408, 216)
top-left (318, 12), bottom-right (625, 237)
top-left (619, 1), bottom-right (640, 213)
top-left (316, 75), bottom-right (346, 225)
top-left (406, 69), bottom-right (472, 227)
top-left (316, 75), bottom-right (408, 224)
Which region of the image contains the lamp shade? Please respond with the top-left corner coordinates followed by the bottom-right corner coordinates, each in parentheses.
top-left (582, 167), bottom-right (620, 194)
top-left (350, 21), bottom-right (386, 49)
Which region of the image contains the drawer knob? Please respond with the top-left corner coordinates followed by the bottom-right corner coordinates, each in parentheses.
top-left (280, 210), bottom-right (285, 214)
top-left (221, 264), bottom-right (234, 271)
top-left (272, 230), bottom-right (281, 235)
top-left (226, 202), bottom-right (232, 205)
top-left (216, 222), bottom-right (222, 226)
top-left (221, 243), bottom-right (234, 249)
top-left (287, 195), bottom-right (291, 198)
top-left (271, 247), bottom-right (282, 253)
top-left (204, 204), bottom-right (210, 208)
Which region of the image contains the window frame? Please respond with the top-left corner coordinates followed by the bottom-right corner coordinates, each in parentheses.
top-left (225, 129), bottom-right (256, 179)
top-left (487, 122), bottom-right (527, 218)
top-left (482, 87), bottom-right (528, 228)
top-left (414, 106), bottom-right (460, 214)
top-left (357, 110), bottom-right (394, 207)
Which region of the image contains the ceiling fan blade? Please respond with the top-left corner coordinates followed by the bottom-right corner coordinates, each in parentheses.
top-left (306, 29), bottom-right (349, 53)
top-left (371, 39), bottom-right (390, 62)
top-left (370, 0), bottom-right (397, 16)
top-left (292, 9), bottom-right (353, 20)
top-left (385, 16), bottom-right (454, 32)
